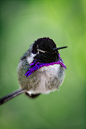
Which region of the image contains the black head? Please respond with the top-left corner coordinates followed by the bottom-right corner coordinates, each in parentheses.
top-left (32, 37), bottom-right (56, 54)
top-left (32, 37), bottom-right (67, 63)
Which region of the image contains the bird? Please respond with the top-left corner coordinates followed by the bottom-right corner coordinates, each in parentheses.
top-left (0, 37), bottom-right (67, 105)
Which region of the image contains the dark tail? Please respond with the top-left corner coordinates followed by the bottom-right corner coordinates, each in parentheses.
top-left (0, 89), bottom-right (26, 105)
top-left (25, 92), bottom-right (41, 98)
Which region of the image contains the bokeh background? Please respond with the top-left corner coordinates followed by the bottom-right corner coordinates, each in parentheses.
top-left (0, 0), bottom-right (86, 129)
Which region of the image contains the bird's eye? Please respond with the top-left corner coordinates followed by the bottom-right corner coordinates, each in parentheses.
top-left (37, 49), bottom-right (47, 53)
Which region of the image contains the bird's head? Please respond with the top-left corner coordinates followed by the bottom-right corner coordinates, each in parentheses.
top-left (32, 37), bottom-right (67, 63)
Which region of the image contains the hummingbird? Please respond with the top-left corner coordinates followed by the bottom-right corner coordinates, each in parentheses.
top-left (0, 37), bottom-right (67, 105)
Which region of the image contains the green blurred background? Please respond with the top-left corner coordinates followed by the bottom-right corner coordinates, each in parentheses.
top-left (0, 0), bottom-right (86, 129)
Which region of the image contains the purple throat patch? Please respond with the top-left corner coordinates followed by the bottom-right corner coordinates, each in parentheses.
top-left (25, 54), bottom-right (66, 77)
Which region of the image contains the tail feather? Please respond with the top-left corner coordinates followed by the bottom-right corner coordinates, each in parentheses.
top-left (25, 92), bottom-right (41, 98)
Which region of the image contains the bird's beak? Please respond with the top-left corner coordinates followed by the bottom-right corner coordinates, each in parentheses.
top-left (53, 46), bottom-right (68, 52)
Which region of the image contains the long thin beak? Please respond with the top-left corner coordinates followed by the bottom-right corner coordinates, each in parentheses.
top-left (53, 46), bottom-right (68, 52)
